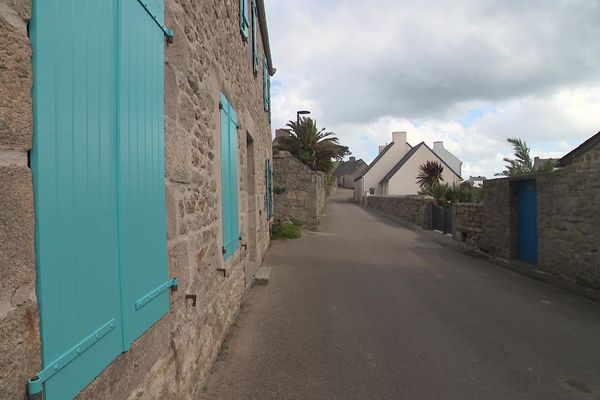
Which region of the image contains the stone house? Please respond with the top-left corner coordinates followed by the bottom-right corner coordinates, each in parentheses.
top-left (332, 156), bottom-right (367, 189)
top-left (354, 131), bottom-right (462, 201)
top-left (1, 1), bottom-right (275, 399)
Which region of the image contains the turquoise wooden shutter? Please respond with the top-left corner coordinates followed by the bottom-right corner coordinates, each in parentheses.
top-left (266, 159), bottom-right (273, 219)
top-left (30, 0), bottom-right (173, 398)
top-left (263, 57), bottom-right (269, 111)
top-left (240, 0), bottom-right (249, 41)
top-left (252, 0), bottom-right (259, 74)
top-left (30, 1), bottom-right (123, 399)
top-left (118, 0), bottom-right (172, 349)
top-left (220, 94), bottom-right (241, 260)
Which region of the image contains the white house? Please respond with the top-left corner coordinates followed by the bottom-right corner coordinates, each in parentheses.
top-left (354, 132), bottom-right (462, 201)
top-left (379, 142), bottom-right (462, 195)
top-left (354, 131), bottom-right (412, 201)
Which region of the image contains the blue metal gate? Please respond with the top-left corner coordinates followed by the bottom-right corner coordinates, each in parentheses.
top-left (518, 180), bottom-right (538, 265)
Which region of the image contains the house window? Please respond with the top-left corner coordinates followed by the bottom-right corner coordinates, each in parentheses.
top-left (263, 57), bottom-right (271, 115)
top-left (240, 0), bottom-right (250, 41)
top-left (252, 0), bottom-right (259, 74)
top-left (30, 1), bottom-right (173, 398)
top-left (220, 93), bottom-right (241, 260)
top-left (369, 188), bottom-right (375, 195)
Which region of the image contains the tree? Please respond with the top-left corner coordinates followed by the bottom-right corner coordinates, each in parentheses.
top-left (274, 117), bottom-right (350, 173)
top-left (416, 160), bottom-right (445, 187)
top-left (497, 138), bottom-right (554, 177)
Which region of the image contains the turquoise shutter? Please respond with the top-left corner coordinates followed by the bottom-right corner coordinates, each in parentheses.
top-left (266, 159), bottom-right (273, 219)
top-left (240, 0), bottom-right (249, 41)
top-left (220, 94), bottom-right (240, 260)
top-left (263, 57), bottom-right (269, 111)
top-left (30, 0), bottom-right (172, 398)
top-left (252, 0), bottom-right (259, 74)
top-left (30, 1), bottom-right (122, 399)
top-left (118, 0), bottom-right (171, 349)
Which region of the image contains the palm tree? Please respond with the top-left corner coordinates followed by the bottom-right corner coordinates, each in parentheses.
top-left (274, 117), bottom-right (349, 173)
top-left (497, 138), bottom-right (554, 177)
top-left (416, 161), bottom-right (445, 187)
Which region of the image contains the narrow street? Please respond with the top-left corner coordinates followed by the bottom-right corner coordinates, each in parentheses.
top-left (201, 189), bottom-right (600, 400)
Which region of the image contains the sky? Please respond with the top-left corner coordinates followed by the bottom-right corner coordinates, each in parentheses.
top-left (265, 0), bottom-right (600, 178)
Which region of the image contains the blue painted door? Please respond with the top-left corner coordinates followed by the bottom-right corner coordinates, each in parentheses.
top-left (31, 0), bottom-right (169, 398)
top-left (518, 180), bottom-right (538, 265)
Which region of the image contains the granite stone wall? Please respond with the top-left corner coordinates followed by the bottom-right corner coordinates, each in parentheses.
top-left (452, 203), bottom-right (484, 248)
top-left (366, 195), bottom-right (434, 229)
top-left (0, 0), bottom-right (41, 398)
top-left (0, 1), bottom-right (274, 398)
top-left (273, 151), bottom-right (326, 230)
top-left (537, 157), bottom-right (600, 288)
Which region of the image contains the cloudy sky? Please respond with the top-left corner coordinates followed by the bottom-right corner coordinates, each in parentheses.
top-left (265, 0), bottom-right (600, 178)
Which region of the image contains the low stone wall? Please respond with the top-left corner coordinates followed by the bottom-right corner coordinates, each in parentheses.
top-left (366, 195), bottom-right (434, 229)
top-left (452, 203), bottom-right (484, 247)
top-left (273, 151), bottom-right (326, 230)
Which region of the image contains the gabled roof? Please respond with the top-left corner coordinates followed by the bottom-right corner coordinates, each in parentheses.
top-left (557, 131), bottom-right (600, 167)
top-left (354, 142), bottom-right (395, 181)
top-left (332, 159), bottom-right (367, 177)
top-left (379, 142), bottom-right (462, 184)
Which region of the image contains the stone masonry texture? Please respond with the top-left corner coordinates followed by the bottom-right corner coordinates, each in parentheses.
top-left (0, 0), bottom-right (274, 399)
top-left (273, 151), bottom-right (326, 230)
top-left (452, 203), bottom-right (484, 248)
top-left (366, 195), bottom-right (434, 229)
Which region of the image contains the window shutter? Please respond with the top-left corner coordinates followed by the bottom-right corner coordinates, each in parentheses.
top-left (240, 0), bottom-right (249, 41)
top-left (266, 159), bottom-right (273, 219)
top-left (30, 0), bottom-right (173, 398)
top-left (263, 57), bottom-right (269, 112)
top-left (252, 0), bottom-right (259, 74)
top-left (117, 0), bottom-right (172, 349)
top-left (220, 94), bottom-right (241, 260)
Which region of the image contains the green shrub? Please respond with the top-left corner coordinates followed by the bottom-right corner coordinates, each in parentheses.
top-left (271, 223), bottom-right (301, 240)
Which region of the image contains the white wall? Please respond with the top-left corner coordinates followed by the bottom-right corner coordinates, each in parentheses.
top-left (387, 145), bottom-right (462, 195)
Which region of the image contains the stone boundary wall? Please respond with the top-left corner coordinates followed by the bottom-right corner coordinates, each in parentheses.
top-left (366, 195), bottom-right (434, 229)
top-left (273, 151), bottom-right (325, 230)
top-left (452, 203), bottom-right (484, 247)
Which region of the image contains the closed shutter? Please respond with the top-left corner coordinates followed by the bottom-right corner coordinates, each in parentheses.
top-left (30, 0), bottom-right (172, 398)
top-left (118, 0), bottom-right (171, 348)
top-left (220, 94), bottom-right (241, 260)
top-left (266, 159), bottom-right (273, 219)
top-left (263, 57), bottom-right (270, 112)
top-left (252, 0), bottom-right (259, 74)
top-left (240, 0), bottom-right (249, 40)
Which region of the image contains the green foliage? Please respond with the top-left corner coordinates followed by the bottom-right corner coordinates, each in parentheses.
top-left (416, 161), bottom-right (445, 187)
top-left (497, 137), bottom-right (555, 177)
top-left (419, 182), bottom-right (482, 207)
top-left (274, 117), bottom-right (350, 173)
top-left (271, 223), bottom-right (301, 240)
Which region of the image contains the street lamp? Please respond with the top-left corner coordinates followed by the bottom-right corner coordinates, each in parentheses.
top-left (296, 110), bottom-right (310, 126)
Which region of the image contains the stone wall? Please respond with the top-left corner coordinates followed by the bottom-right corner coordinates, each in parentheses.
top-left (273, 151), bottom-right (326, 230)
top-left (478, 178), bottom-right (519, 260)
top-left (452, 203), bottom-right (484, 247)
top-left (366, 195), bottom-right (434, 229)
top-left (0, 1), bottom-right (273, 399)
top-left (537, 167), bottom-right (600, 289)
top-left (0, 0), bottom-right (41, 398)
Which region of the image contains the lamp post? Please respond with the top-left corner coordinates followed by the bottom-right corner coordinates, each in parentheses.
top-left (296, 110), bottom-right (310, 127)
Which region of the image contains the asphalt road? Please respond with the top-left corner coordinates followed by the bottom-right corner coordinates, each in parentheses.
top-left (200, 189), bottom-right (600, 400)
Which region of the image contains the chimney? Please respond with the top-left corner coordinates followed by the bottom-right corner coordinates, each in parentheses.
top-left (349, 156), bottom-right (356, 162)
top-left (378, 145), bottom-right (386, 153)
top-left (276, 129), bottom-right (291, 138)
top-left (392, 131), bottom-right (407, 144)
top-left (433, 141), bottom-right (444, 151)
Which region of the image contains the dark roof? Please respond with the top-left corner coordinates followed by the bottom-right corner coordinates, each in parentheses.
top-left (332, 159), bottom-right (367, 177)
top-left (557, 131), bottom-right (600, 167)
top-left (379, 142), bottom-right (462, 184)
top-left (354, 142), bottom-right (395, 181)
